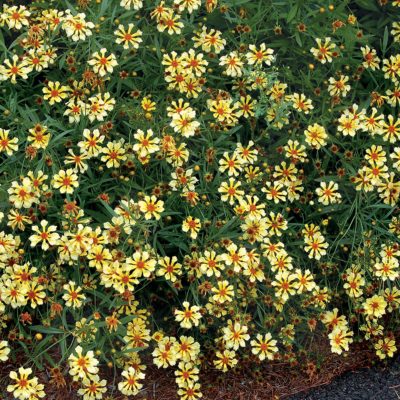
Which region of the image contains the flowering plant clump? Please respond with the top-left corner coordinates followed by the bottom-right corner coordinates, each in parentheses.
top-left (0, 0), bottom-right (400, 398)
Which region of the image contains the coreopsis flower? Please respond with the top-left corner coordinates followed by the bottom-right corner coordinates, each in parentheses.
top-left (114, 23), bottom-right (142, 49)
top-left (293, 269), bottom-right (316, 293)
top-left (0, 128), bottom-right (19, 155)
top-left (120, 0), bottom-right (143, 10)
top-left (246, 43), bottom-right (274, 66)
top-left (65, 149), bottom-right (89, 173)
top-left (310, 37), bottom-right (337, 63)
top-left (262, 181), bottom-right (287, 203)
top-left (175, 0), bottom-right (201, 13)
top-left (271, 270), bottom-right (297, 301)
top-left (138, 195), bottom-right (165, 220)
top-left (391, 147), bottom-right (400, 171)
top-left (177, 381), bottom-right (203, 400)
top-left (375, 337), bottom-right (397, 359)
top-left (304, 123), bottom-right (328, 149)
top-left (218, 178), bottom-right (244, 205)
top-left (157, 11), bottom-right (184, 35)
top-left (118, 367), bottom-right (145, 396)
top-left (219, 51), bottom-right (244, 77)
top-left (182, 216), bottom-right (201, 239)
top-left (374, 256), bottom-right (399, 281)
top-left (250, 333), bottom-right (278, 361)
top-left (181, 49), bottom-right (208, 76)
top-left (0, 55), bottom-right (30, 84)
top-left (321, 309), bottom-right (348, 331)
top-left (133, 129), bottom-right (160, 157)
top-left (170, 109), bottom-right (200, 138)
top-left (171, 337), bottom-right (198, 363)
top-left (265, 212), bottom-right (288, 237)
top-left (101, 141), bottom-right (127, 168)
top-left (175, 361), bottom-right (199, 387)
top-left (315, 181), bottom-right (342, 205)
top-left (29, 219), bottom-right (60, 250)
top-left (0, 340), bottom-right (10, 361)
top-left (213, 349), bottom-right (238, 372)
top-left (152, 339), bottom-right (179, 368)
top-left (63, 12), bottom-right (95, 41)
top-left (157, 256), bottom-right (182, 281)
top-left (24, 49), bottom-right (50, 73)
top-left (222, 320), bottom-right (250, 350)
top-left (211, 280), bottom-right (234, 303)
top-left (363, 295), bottom-right (387, 319)
top-left (380, 115), bottom-right (400, 143)
top-left (2, 5), bottom-right (31, 30)
top-left (328, 74), bottom-right (351, 97)
top-left (68, 346), bottom-right (99, 382)
top-left (391, 22), bottom-right (400, 42)
top-left (343, 268), bottom-right (365, 298)
top-left (42, 81), bottom-right (70, 105)
top-left (361, 45), bottom-right (380, 70)
top-left (77, 376), bottom-right (107, 400)
top-left (88, 48), bottom-right (118, 77)
top-left (62, 281), bottom-right (86, 309)
top-left (192, 26), bottom-right (226, 54)
top-left (218, 152), bottom-right (244, 177)
top-left (198, 250), bottom-right (224, 277)
top-left (220, 243), bottom-right (248, 272)
top-left (288, 93), bottom-right (314, 114)
top-left (174, 301), bottom-right (202, 329)
top-left (52, 169), bottom-right (79, 194)
top-left (25, 280), bottom-right (46, 309)
top-left (78, 129), bottom-right (105, 158)
top-left (208, 98), bottom-right (238, 125)
top-left (304, 233), bottom-right (328, 260)
top-left (87, 245), bottom-right (112, 270)
top-left (125, 251), bottom-right (156, 278)
top-left (7, 367), bottom-right (45, 400)
top-left (328, 326), bottom-right (353, 354)
top-left (27, 124), bottom-right (50, 149)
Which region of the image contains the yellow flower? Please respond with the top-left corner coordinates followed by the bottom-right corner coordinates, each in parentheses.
top-left (211, 280), bottom-right (234, 303)
top-left (213, 349), bottom-right (238, 372)
top-left (250, 333), bottom-right (278, 361)
top-left (27, 124), bottom-right (50, 149)
top-left (7, 367), bottom-right (45, 400)
top-left (29, 219), bottom-right (60, 251)
top-left (133, 129), bottom-right (160, 157)
top-left (218, 178), bottom-right (244, 205)
top-left (118, 367), bottom-right (145, 396)
top-left (310, 37), bottom-right (336, 63)
top-left (52, 169), bottom-right (79, 194)
top-left (0, 340), bottom-right (10, 361)
top-left (114, 23), bottom-right (143, 49)
top-left (62, 281), bottom-right (86, 309)
top-left (138, 195), bottom-right (165, 220)
top-left (328, 326), bottom-right (353, 354)
top-left (174, 301), bottom-right (202, 329)
top-left (182, 216), bottom-right (201, 239)
top-left (374, 337), bottom-right (397, 359)
top-left (88, 48), bottom-right (118, 77)
top-left (304, 123), bottom-right (328, 149)
top-left (363, 295), bottom-right (387, 319)
top-left (101, 141), bottom-right (127, 168)
top-left (0, 55), bottom-right (30, 84)
top-left (68, 345), bottom-right (99, 382)
top-left (77, 376), bottom-right (107, 400)
top-left (42, 81), bottom-right (70, 105)
top-left (246, 43), bottom-right (274, 66)
top-left (0, 128), bottom-right (19, 155)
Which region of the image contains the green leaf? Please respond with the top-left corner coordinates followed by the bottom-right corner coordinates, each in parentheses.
top-left (29, 325), bottom-right (65, 334)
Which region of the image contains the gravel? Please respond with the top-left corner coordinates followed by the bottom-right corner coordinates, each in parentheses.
top-left (290, 358), bottom-right (400, 400)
